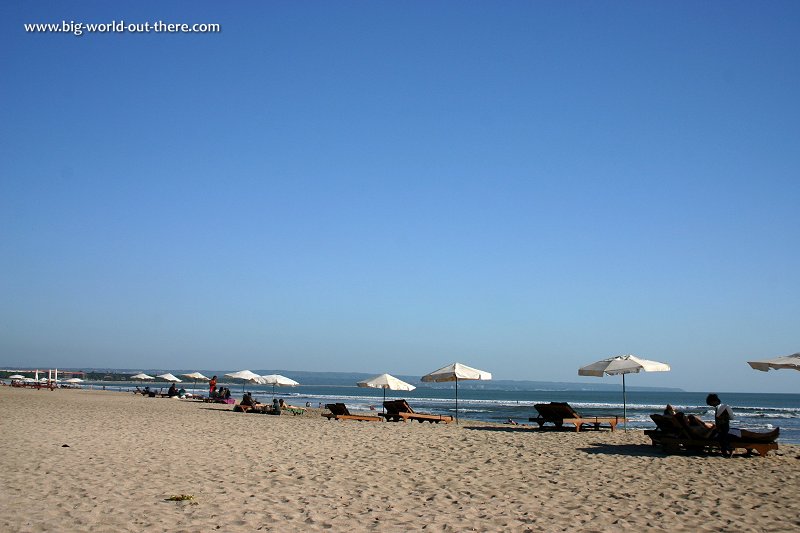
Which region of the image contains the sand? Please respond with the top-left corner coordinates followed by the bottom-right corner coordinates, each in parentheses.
top-left (1, 387), bottom-right (799, 532)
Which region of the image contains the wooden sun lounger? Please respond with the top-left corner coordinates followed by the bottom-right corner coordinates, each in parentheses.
top-left (322, 403), bottom-right (381, 422)
top-left (656, 435), bottom-right (778, 458)
top-left (529, 402), bottom-right (623, 432)
top-left (382, 399), bottom-right (454, 424)
top-left (647, 414), bottom-right (779, 457)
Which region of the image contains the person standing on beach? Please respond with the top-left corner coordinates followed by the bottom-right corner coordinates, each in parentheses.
top-left (209, 375), bottom-right (217, 397)
top-left (706, 393), bottom-right (733, 457)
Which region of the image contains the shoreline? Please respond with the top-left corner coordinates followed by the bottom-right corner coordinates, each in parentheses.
top-left (2, 387), bottom-right (799, 532)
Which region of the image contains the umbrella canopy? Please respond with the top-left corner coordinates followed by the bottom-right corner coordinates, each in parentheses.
top-left (8, 374), bottom-right (25, 379)
top-left (225, 370), bottom-right (261, 381)
top-left (64, 377), bottom-right (84, 383)
top-left (225, 370), bottom-right (263, 393)
top-left (578, 355), bottom-right (670, 376)
top-left (260, 374), bottom-right (300, 387)
top-left (358, 373), bottom-right (416, 391)
top-left (748, 352), bottom-right (800, 372)
top-left (259, 374), bottom-right (300, 396)
top-left (358, 374), bottom-right (416, 414)
top-left (157, 373), bottom-right (182, 382)
top-left (421, 362), bottom-right (492, 382)
top-left (182, 372), bottom-right (210, 380)
top-left (131, 373), bottom-right (155, 380)
top-left (578, 354), bottom-right (671, 429)
top-left (421, 362), bottom-right (492, 423)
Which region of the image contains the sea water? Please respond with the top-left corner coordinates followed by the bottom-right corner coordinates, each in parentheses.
top-left (98, 382), bottom-right (800, 444)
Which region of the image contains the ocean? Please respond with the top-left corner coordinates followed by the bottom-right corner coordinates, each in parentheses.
top-left (93, 381), bottom-right (800, 445)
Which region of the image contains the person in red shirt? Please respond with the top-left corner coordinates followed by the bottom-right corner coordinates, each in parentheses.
top-left (208, 376), bottom-right (217, 397)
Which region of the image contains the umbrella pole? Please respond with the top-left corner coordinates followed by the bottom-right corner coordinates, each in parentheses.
top-left (622, 373), bottom-right (627, 431)
top-left (383, 388), bottom-right (386, 415)
top-left (455, 378), bottom-right (459, 425)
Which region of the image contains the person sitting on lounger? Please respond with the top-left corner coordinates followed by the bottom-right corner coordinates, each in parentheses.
top-left (278, 399), bottom-right (303, 410)
top-left (687, 414), bottom-right (713, 430)
top-left (673, 412), bottom-right (714, 439)
top-left (236, 392), bottom-right (262, 411)
top-left (167, 383), bottom-right (178, 397)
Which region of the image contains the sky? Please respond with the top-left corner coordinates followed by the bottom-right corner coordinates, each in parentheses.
top-left (1, 1), bottom-right (798, 393)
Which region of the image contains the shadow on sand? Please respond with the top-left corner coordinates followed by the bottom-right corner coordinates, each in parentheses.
top-left (199, 406), bottom-right (235, 413)
top-left (463, 425), bottom-right (541, 434)
top-left (578, 442), bottom-right (670, 457)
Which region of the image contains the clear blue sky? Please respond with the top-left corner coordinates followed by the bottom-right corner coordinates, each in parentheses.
top-left (1, 1), bottom-right (798, 393)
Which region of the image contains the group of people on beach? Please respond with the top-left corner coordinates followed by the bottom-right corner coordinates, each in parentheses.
top-left (134, 384), bottom-right (189, 398)
top-left (166, 383), bottom-right (188, 398)
top-left (664, 393), bottom-right (751, 457)
top-left (206, 376), bottom-right (231, 400)
top-left (238, 392), bottom-right (305, 414)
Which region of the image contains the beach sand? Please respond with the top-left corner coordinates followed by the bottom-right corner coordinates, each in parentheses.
top-left (1, 387), bottom-right (798, 532)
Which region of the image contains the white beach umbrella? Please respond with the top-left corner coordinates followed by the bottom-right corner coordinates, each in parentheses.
top-left (131, 373), bottom-right (155, 381)
top-left (357, 374), bottom-right (416, 414)
top-left (259, 374), bottom-right (300, 397)
top-left (182, 372), bottom-right (210, 380)
top-left (156, 373), bottom-right (182, 383)
top-left (748, 352), bottom-right (800, 372)
top-left (181, 372), bottom-right (210, 394)
top-left (421, 362), bottom-right (492, 424)
top-left (64, 377), bottom-right (84, 383)
top-left (9, 374), bottom-right (25, 380)
top-left (225, 370), bottom-right (263, 393)
top-left (578, 354), bottom-right (671, 429)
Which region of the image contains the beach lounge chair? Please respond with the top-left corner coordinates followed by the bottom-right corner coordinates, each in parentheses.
top-left (646, 413), bottom-right (779, 457)
top-left (645, 413), bottom-right (686, 444)
top-left (321, 403), bottom-right (381, 422)
top-left (382, 399), bottom-right (454, 424)
top-left (529, 402), bottom-right (623, 432)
